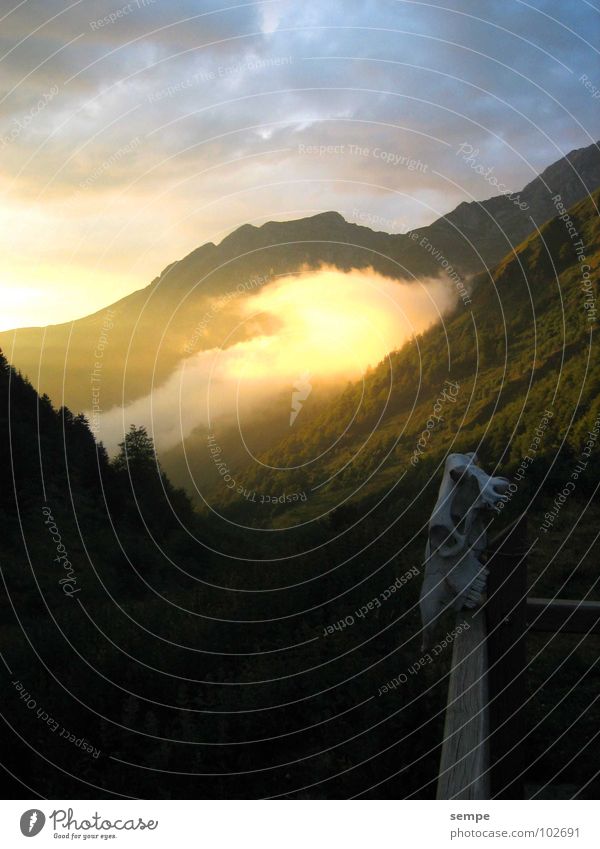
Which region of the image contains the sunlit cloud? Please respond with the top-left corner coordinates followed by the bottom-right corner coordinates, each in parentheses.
top-left (93, 266), bottom-right (456, 450)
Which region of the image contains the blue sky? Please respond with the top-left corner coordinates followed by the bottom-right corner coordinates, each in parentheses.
top-left (1, 0), bottom-right (599, 327)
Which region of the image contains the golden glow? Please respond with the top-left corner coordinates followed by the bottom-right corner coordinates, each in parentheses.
top-left (231, 266), bottom-right (456, 380)
top-left (0, 187), bottom-right (184, 331)
top-left (0, 285), bottom-right (45, 332)
top-left (0, 265), bottom-right (142, 331)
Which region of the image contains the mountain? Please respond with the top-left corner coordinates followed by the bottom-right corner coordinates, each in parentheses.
top-left (1, 142), bottom-right (598, 414)
top-left (415, 141), bottom-right (600, 271)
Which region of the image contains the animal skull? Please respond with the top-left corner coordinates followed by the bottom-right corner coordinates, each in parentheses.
top-left (419, 452), bottom-right (509, 650)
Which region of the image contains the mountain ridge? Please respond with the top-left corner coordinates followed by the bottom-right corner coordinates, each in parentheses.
top-left (2, 141), bottom-right (598, 413)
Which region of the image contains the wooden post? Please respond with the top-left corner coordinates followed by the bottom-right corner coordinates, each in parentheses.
top-left (436, 608), bottom-right (490, 800)
top-left (485, 512), bottom-right (529, 799)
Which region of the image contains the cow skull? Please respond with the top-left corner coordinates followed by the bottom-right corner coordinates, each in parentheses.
top-left (419, 452), bottom-right (509, 650)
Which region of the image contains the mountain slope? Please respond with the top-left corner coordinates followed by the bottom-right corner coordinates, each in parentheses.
top-left (208, 186), bottom-right (600, 540)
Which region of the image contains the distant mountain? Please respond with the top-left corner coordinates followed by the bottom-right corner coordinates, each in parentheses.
top-left (415, 141), bottom-right (600, 272)
top-left (1, 141), bottom-right (598, 414)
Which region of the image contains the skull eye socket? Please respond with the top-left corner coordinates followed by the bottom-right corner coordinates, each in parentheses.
top-left (449, 465), bottom-right (468, 483)
top-left (430, 524), bottom-right (458, 552)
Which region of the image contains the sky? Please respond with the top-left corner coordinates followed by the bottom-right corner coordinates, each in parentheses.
top-left (1, 0), bottom-right (599, 329)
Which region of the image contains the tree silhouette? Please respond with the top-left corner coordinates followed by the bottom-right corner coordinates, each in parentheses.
top-left (113, 424), bottom-right (157, 473)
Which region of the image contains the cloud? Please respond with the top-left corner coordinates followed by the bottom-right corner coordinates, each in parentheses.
top-left (2, 0), bottom-right (598, 328)
top-left (93, 265), bottom-right (457, 451)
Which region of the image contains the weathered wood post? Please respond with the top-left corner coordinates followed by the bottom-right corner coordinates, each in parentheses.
top-left (485, 512), bottom-right (529, 799)
top-left (436, 607), bottom-right (490, 799)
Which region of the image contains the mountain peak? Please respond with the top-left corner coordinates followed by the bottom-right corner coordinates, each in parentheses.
top-left (307, 210), bottom-right (347, 224)
top-left (258, 210), bottom-right (346, 227)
